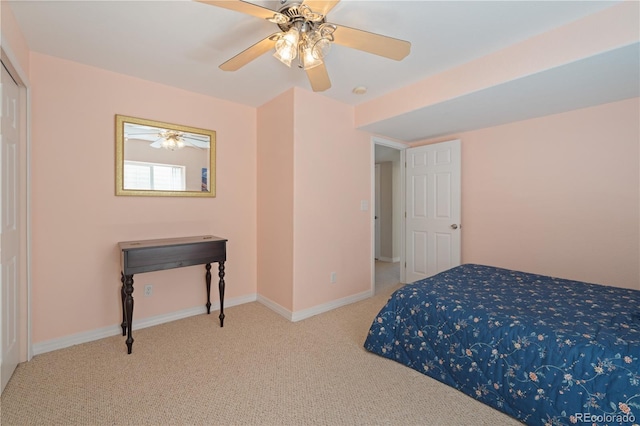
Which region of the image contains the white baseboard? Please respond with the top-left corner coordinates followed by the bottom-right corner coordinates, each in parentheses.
top-left (32, 293), bottom-right (257, 356)
top-left (290, 290), bottom-right (373, 322)
top-left (256, 295), bottom-right (293, 320)
top-left (32, 289), bottom-right (373, 356)
top-left (377, 257), bottom-right (400, 263)
top-left (258, 289), bottom-right (373, 322)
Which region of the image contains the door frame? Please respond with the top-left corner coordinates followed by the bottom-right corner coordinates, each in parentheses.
top-left (370, 136), bottom-right (409, 293)
top-left (374, 164), bottom-right (381, 260)
top-left (1, 42), bottom-right (33, 363)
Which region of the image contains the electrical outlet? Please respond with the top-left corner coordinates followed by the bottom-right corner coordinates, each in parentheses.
top-left (144, 284), bottom-right (153, 297)
top-left (330, 272), bottom-right (337, 284)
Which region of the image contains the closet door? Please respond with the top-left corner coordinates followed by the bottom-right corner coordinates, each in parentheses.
top-left (1, 62), bottom-right (22, 393)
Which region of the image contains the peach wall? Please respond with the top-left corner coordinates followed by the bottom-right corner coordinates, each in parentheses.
top-left (30, 53), bottom-right (257, 343)
top-left (356, 1), bottom-right (639, 128)
top-left (257, 90), bottom-right (295, 310)
top-left (413, 98), bottom-right (640, 290)
top-left (17, 2), bottom-right (637, 353)
top-left (292, 88), bottom-right (371, 311)
top-left (1, 2), bottom-right (30, 74)
top-left (256, 88), bottom-right (373, 313)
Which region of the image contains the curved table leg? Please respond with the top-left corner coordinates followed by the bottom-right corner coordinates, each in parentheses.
top-left (205, 263), bottom-right (212, 315)
top-left (123, 274), bottom-right (135, 354)
top-left (120, 272), bottom-right (127, 336)
top-left (218, 261), bottom-right (225, 327)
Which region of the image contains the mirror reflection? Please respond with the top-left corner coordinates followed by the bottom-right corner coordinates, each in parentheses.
top-left (115, 115), bottom-right (216, 197)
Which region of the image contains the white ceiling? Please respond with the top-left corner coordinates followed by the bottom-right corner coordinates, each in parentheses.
top-left (8, 0), bottom-right (639, 142)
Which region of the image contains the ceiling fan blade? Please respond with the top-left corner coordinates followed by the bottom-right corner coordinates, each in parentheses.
top-left (332, 24), bottom-right (410, 61)
top-left (183, 141), bottom-right (204, 150)
top-left (219, 34), bottom-right (279, 71)
top-left (196, 0), bottom-right (279, 20)
top-left (306, 63), bottom-right (331, 92)
top-left (301, 0), bottom-right (341, 16)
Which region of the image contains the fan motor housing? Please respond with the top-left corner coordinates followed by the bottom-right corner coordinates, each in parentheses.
top-left (276, 3), bottom-right (325, 33)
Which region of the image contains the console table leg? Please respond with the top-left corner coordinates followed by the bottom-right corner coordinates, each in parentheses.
top-left (120, 272), bottom-right (127, 336)
top-left (218, 262), bottom-right (225, 327)
top-left (205, 263), bottom-right (212, 315)
top-left (124, 274), bottom-right (135, 354)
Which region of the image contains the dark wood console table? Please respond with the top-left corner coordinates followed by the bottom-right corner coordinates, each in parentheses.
top-left (118, 235), bottom-right (227, 354)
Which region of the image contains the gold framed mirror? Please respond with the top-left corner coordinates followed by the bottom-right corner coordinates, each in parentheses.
top-left (115, 115), bottom-right (216, 197)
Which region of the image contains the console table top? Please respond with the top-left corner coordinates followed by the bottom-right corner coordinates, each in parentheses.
top-left (118, 235), bottom-right (226, 251)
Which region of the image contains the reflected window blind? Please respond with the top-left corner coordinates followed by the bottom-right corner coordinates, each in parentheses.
top-left (124, 161), bottom-right (185, 190)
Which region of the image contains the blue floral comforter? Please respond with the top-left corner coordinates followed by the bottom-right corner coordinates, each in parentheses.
top-left (364, 264), bottom-right (640, 425)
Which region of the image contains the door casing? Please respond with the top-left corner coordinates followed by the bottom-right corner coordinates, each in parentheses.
top-left (0, 42), bottom-right (32, 390)
top-left (370, 137), bottom-right (461, 293)
top-left (370, 137), bottom-right (409, 293)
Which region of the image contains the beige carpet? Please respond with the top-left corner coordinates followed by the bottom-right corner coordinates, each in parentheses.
top-left (1, 271), bottom-right (521, 425)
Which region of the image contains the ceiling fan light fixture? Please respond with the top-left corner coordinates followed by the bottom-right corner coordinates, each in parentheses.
top-left (304, 29), bottom-right (332, 60)
top-left (312, 37), bottom-right (332, 60)
top-left (273, 49), bottom-right (294, 67)
top-left (203, 0), bottom-right (410, 93)
top-left (159, 130), bottom-right (186, 151)
top-left (299, 5), bottom-right (324, 23)
top-left (267, 12), bottom-right (289, 25)
top-left (301, 44), bottom-right (323, 70)
top-left (161, 139), bottom-right (185, 151)
top-left (318, 23), bottom-right (337, 38)
top-left (273, 27), bottom-right (300, 66)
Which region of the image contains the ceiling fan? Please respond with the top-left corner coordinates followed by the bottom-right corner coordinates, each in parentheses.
top-left (198, 0), bottom-right (411, 92)
top-left (125, 125), bottom-right (210, 151)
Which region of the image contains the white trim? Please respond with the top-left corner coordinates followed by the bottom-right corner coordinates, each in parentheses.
top-left (370, 144), bottom-right (376, 296)
top-left (377, 256), bottom-right (400, 263)
top-left (371, 136), bottom-right (408, 290)
top-left (32, 293), bottom-right (257, 356)
top-left (256, 295), bottom-right (292, 320)
top-left (258, 289), bottom-right (373, 322)
top-left (399, 149), bottom-right (406, 284)
top-left (371, 136), bottom-right (409, 150)
top-left (0, 41), bottom-right (33, 361)
top-left (291, 289), bottom-right (373, 322)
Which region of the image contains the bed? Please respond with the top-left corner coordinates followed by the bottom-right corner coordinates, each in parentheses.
top-left (364, 264), bottom-right (640, 425)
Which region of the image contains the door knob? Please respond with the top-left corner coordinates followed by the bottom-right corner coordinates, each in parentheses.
top-left (450, 224), bottom-right (458, 230)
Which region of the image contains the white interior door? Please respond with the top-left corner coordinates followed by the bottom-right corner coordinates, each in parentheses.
top-left (405, 140), bottom-right (461, 283)
top-left (1, 63), bottom-right (21, 393)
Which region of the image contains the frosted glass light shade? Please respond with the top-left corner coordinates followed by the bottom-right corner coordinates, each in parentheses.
top-left (301, 45), bottom-right (322, 70)
top-left (274, 27), bottom-right (300, 67)
top-left (310, 35), bottom-right (331, 59)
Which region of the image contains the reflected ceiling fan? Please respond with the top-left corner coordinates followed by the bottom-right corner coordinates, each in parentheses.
top-left (198, 0), bottom-right (411, 92)
top-left (125, 125), bottom-right (210, 151)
